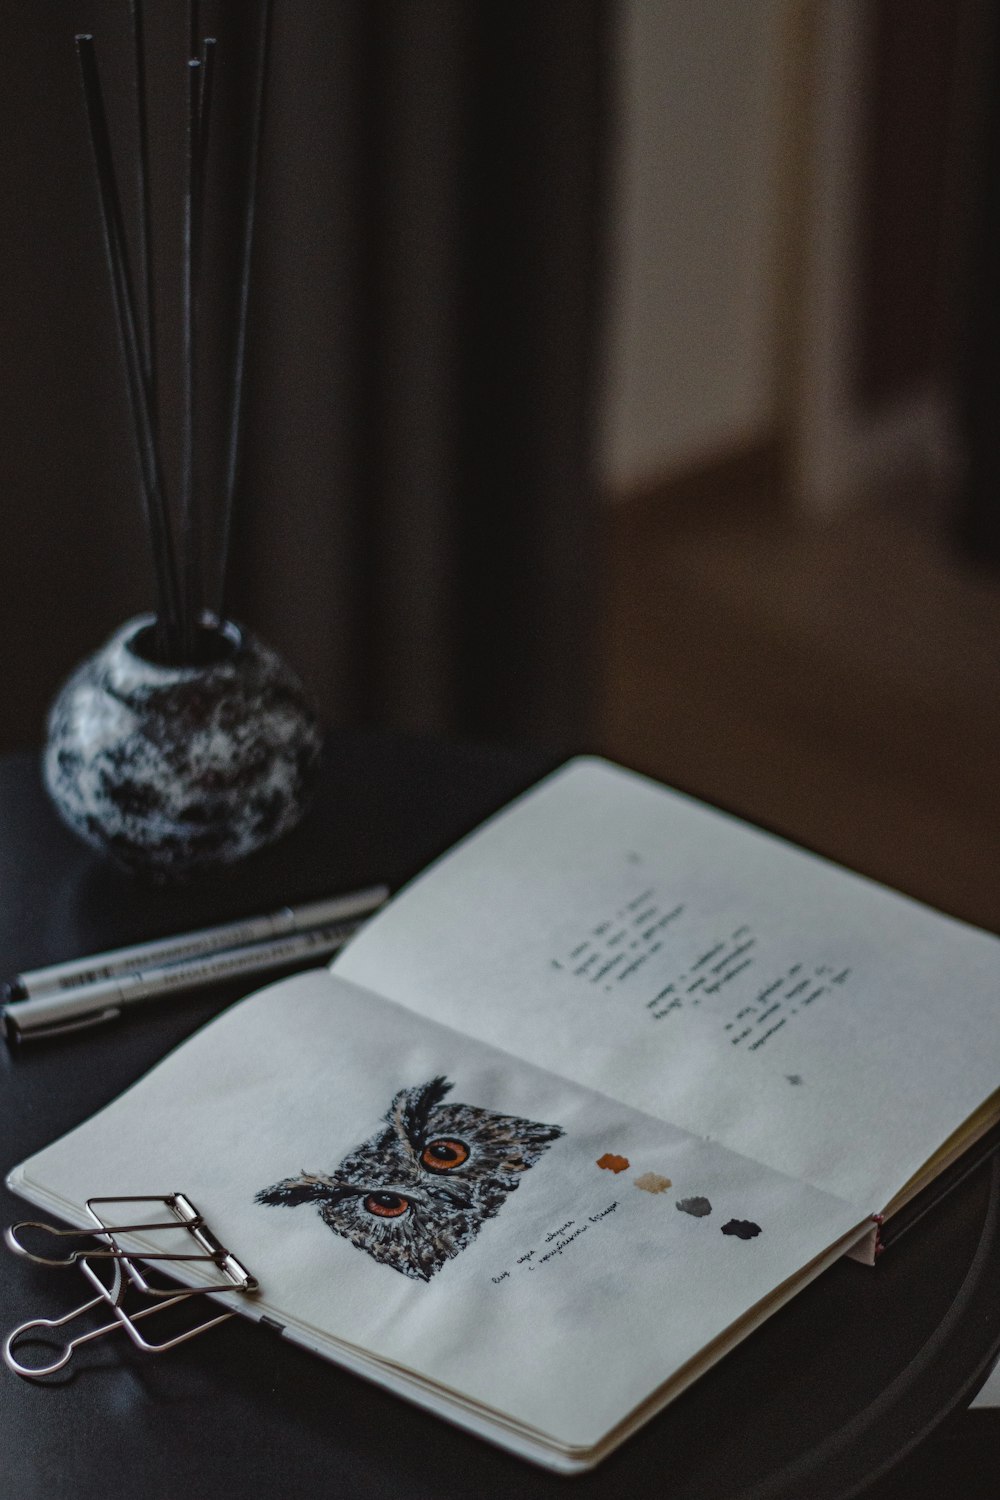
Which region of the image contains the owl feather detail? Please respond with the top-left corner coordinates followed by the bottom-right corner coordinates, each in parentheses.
top-left (256, 1076), bottom-right (564, 1281)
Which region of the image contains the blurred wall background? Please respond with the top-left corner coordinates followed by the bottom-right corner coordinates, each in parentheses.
top-left (603, 0), bottom-right (994, 516)
top-left (603, 0), bottom-right (787, 491)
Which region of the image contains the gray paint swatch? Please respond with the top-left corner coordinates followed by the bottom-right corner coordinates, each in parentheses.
top-left (676, 1196), bottom-right (712, 1217)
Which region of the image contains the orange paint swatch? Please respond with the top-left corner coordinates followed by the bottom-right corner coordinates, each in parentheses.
top-left (634, 1172), bottom-right (671, 1194)
top-left (596, 1153), bottom-right (630, 1174)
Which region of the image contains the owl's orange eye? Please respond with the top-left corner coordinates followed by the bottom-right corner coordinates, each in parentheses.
top-left (365, 1192), bottom-right (410, 1218)
top-left (421, 1138), bottom-right (470, 1172)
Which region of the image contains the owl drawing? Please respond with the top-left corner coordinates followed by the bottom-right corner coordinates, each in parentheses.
top-left (256, 1076), bottom-right (564, 1281)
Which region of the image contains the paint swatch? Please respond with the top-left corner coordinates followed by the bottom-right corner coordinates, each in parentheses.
top-left (676, 1196), bottom-right (711, 1217)
top-left (721, 1219), bottom-right (761, 1240)
top-left (634, 1172), bottom-right (671, 1194)
top-left (596, 1153), bottom-right (630, 1174)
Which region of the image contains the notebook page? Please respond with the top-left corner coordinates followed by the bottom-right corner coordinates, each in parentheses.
top-left (334, 758), bottom-right (1000, 1213)
top-left (10, 971), bottom-right (864, 1459)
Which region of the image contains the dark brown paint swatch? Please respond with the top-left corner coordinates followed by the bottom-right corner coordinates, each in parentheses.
top-left (721, 1219), bottom-right (761, 1240)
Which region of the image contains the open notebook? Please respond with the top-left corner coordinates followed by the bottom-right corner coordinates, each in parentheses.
top-left (9, 758), bottom-right (999, 1472)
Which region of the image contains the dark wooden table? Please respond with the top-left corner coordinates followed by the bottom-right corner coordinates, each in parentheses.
top-left (1, 737), bottom-right (997, 1500)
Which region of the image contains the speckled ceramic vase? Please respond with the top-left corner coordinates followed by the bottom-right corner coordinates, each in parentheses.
top-left (42, 615), bottom-right (323, 880)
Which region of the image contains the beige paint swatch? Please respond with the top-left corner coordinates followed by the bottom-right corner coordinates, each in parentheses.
top-left (634, 1172), bottom-right (672, 1194)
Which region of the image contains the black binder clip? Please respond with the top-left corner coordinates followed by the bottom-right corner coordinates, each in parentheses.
top-left (3, 1193), bottom-right (258, 1379)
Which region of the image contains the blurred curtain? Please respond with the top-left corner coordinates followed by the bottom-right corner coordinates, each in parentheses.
top-left (0, 0), bottom-right (609, 754)
top-left (956, 0), bottom-right (1000, 562)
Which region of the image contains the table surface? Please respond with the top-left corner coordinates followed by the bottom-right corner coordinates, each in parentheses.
top-left (1, 736), bottom-right (997, 1500)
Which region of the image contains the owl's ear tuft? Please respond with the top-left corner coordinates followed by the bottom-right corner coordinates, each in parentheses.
top-left (388, 1075), bottom-right (453, 1147)
top-left (516, 1120), bottom-right (566, 1160)
top-left (256, 1172), bottom-right (345, 1208)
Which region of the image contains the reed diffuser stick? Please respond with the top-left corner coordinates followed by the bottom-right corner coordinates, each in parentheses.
top-left (177, 31), bottom-right (216, 659)
top-left (179, 55), bottom-right (203, 660)
top-left (216, 0), bottom-right (273, 621)
top-left (189, 0), bottom-right (201, 67)
top-left (75, 34), bottom-right (182, 659)
top-left (127, 0), bottom-right (156, 404)
top-left (198, 36), bottom-right (217, 165)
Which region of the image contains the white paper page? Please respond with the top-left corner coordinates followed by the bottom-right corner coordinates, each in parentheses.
top-left (11, 971), bottom-right (863, 1457)
top-left (334, 758), bottom-right (1000, 1213)
top-left (971, 1356), bottom-right (1000, 1408)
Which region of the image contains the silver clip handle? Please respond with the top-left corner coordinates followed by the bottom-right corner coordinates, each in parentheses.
top-left (3, 1258), bottom-right (234, 1379)
top-left (4, 1289), bottom-right (124, 1378)
top-left (4, 1217), bottom-right (204, 1269)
